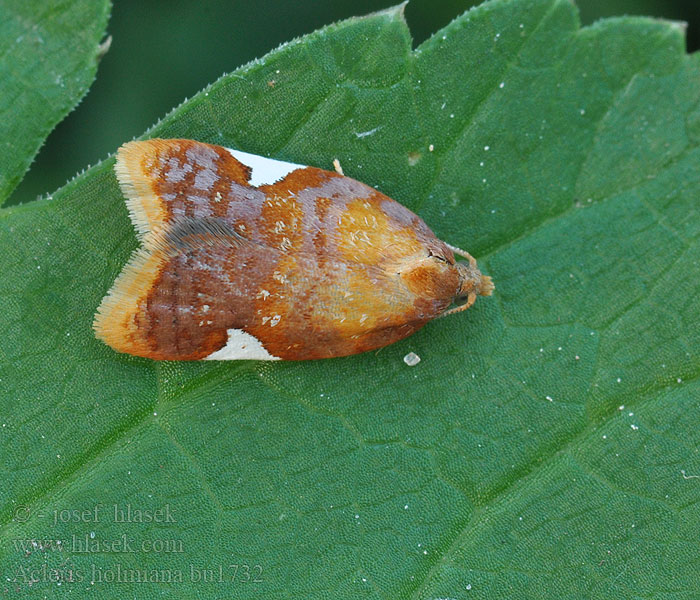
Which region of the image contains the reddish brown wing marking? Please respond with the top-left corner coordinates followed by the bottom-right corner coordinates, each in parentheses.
top-left (94, 139), bottom-right (257, 358)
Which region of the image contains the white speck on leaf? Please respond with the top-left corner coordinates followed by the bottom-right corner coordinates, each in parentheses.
top-left (355, 126), bottom-right (381, 138)
top-left (404, 352), bottom-right (421, 367)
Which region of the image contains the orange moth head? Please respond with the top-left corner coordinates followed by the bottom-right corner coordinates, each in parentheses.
top-left (398, 245), bottom-right (493, 318)
top-left (455, 259), bottom-right (494, 300)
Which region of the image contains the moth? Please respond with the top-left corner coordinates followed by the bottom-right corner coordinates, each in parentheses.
top-left (94, 139), bottom-right (493, 361)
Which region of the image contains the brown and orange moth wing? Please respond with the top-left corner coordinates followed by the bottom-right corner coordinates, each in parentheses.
top-left (94, 139), bottom-right (481, 361)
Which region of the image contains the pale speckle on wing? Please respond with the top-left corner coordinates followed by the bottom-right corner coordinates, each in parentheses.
top-left (165, 157), bottom-right (192, 183)
top-left (193, 168), bottom-right (218, 191)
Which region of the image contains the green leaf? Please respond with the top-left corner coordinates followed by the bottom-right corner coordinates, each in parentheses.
top-left (2, 0), bottom-right (699, 597)
top-left (0, 0), bottom-right (110, 204)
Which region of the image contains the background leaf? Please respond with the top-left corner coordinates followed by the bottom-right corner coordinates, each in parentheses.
top-left (1, 0), bottom-right (699, 598)
top-left (10, 0), bottom-right (699, 206)
top-left (0, 0), bottom-right (110, 204)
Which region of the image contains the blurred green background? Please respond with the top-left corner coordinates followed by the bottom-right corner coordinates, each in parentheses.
top-left (10, 0), bottom-right (699, 205)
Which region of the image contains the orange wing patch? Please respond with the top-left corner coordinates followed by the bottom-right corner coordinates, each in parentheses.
top-left (336, 195), bottom-right (425, 267)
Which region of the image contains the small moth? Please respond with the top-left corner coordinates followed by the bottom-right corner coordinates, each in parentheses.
top-left (94, 139), bottom-right (493, 361)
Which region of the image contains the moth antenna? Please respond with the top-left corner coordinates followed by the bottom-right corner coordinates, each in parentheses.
top-left (438, 292), bottom-right (477, 318)
top-left (444, 243), bottom-right (478, 270)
